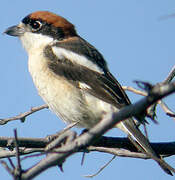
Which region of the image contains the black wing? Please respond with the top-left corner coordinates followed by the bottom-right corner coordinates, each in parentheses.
top-left (45, 36), bottom-right (131, 109)
top-left (43, 37), bottom-right (174, 175)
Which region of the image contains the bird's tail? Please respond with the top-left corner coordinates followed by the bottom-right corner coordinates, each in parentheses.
top-left (116, 118), bottom-right (174, 176)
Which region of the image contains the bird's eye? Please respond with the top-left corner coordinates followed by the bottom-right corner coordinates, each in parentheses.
top-left (30, 20), bottom-right (42, 31)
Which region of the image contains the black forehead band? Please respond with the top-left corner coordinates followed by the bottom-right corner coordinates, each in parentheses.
top-left (22, 15), bottom-right (43, 25)
top-left (22, 15), bottom-right (31, 24)
top-left (22, 15), bottom-right (65, 40)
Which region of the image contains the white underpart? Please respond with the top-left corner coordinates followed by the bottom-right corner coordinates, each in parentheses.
top-left (27, 48), bottom-right (113, 128)
top-left (52, 46), bottom-right (104, 74)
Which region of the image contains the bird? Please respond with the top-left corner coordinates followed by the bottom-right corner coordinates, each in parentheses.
top-left (4, 11), bottom-right (174, 175)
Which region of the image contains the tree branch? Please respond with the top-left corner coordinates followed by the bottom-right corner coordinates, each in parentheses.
top-left (164, 65), bottom-right (175, 83)
top-left (0, 104), bottom-right (48, 125)
top-left (1, 73), bottom-right (175, 179)
top-left (0, 136), bottom-right (174, 158)
top-left (16, 81), bottom-right (175, 180)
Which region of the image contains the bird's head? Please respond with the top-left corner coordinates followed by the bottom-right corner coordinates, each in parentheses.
top-left (4, 11), bottom-right (77, 52)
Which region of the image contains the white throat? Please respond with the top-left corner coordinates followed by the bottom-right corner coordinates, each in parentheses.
top-left (20, 32), bottom-right (54, 53)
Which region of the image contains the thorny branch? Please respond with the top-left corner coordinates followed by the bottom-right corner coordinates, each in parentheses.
top-left (0, 136), bottom-right (174, 158)
top-left (123, 86), bottom-right (175, 121)
top-left (164, 65), bottom-right (175, 83)
top-left (0, 104), bottom-right (48, 125)
top-left (0, 66), bottom-right (175, 179)
top-left (0, 81), bottom-right (174, 179)
top-left (14, 129), bottom-right (22, 179)
top-left (123, 65), bottom-right (175, 120)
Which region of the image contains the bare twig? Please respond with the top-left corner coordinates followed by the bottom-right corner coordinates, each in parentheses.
top-left (18, 82), bottom-right (175, 180)
top-left (46, 121), bottom-right (79, 142)
top-left (167, 113), bottom-right (175, 117)
top-left (122, 86), bottom-right (147, 96)
top-left (7, 158), bottom-right (15, 170)
top-left (14, 129), bottom-right (22, 179)
top-left (83, 155), bottom-right (116, 178)
top-left (0, 136), bottom-right (175, 158)
top-left (0, 148), bottom-right (44, 159)
top-left (88, 146), bottom-right (148, 159)
top-left (20, 152), bottom-right (45, 161)
top-left (45, 130), bottom-right (77, 152)
top-left (164, 65), bottom-right (175, 83)
top-left (0, 104), bottom-right (48, 125)
top-left (123, 85), bottom-right (175, 121)
top-left (158, 101), bottom-right (175, 120)
top-left (0, 160), bottom-right (13, 175)
top-left (1, 67), bottom-right (175, 179)
top-left (81, 152), bottom-right (86, 166)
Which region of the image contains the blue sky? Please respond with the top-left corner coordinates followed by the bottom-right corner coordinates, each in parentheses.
top-left (1, 1), bottom-right (175, 180)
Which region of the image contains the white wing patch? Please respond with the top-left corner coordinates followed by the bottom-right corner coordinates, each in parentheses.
top-left (78, 82), bottom-right (91, 90)
top-left (52, 46), bottom-right (104, 74)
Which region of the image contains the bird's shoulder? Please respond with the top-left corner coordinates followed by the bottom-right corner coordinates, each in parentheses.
top-left (43, 36), bottom-right (131, 108)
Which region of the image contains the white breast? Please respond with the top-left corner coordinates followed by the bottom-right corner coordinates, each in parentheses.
top-left (19, 31), bottom-right (116, 129)
top-left (28, 49), bottom-right (83, 123)
top-left (27, 47), bottom-right (115, 129)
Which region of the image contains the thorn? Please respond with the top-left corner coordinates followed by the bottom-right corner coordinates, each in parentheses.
top-left (166, 112), bottom-right (175, 117)
top-left (81, 152), bottom-right (86, 166)
top-left (58, 164), bottom-right (64, 172)
top-left (20, 117), bottom-right (26, 123)
top-left (134, 80), bottom-right (153, 92)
